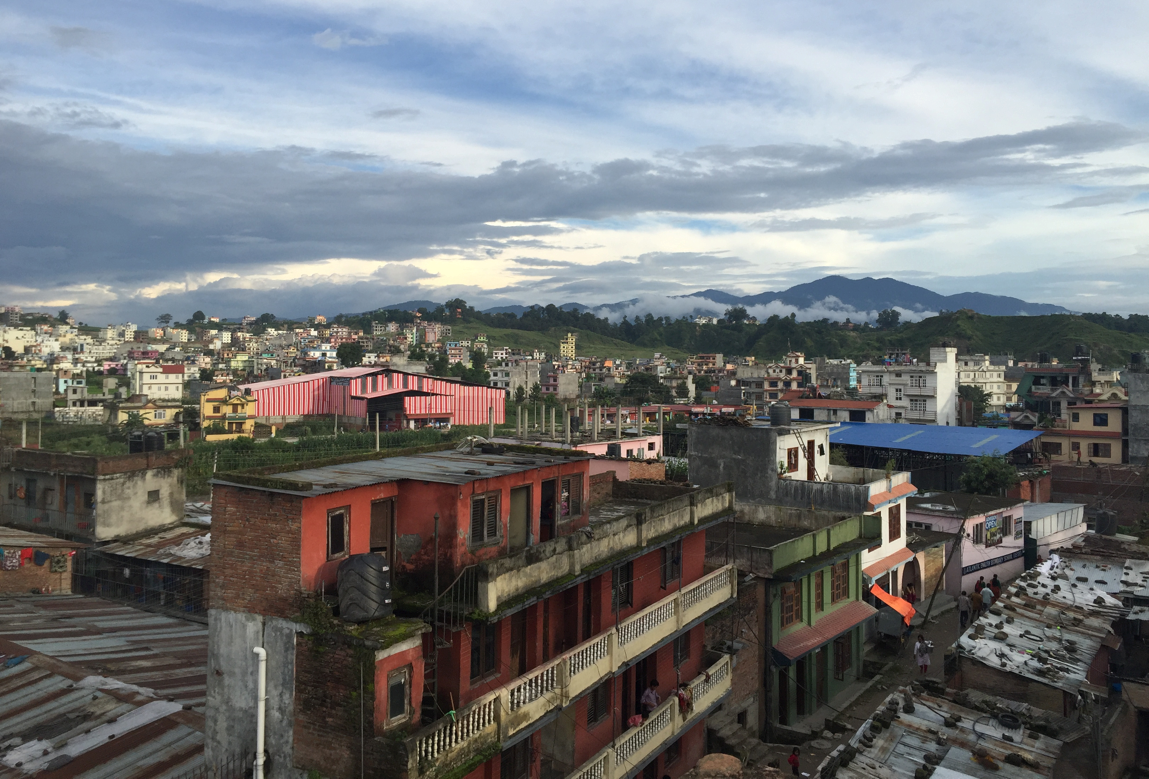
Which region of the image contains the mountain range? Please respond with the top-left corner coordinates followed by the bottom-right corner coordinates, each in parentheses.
top-left (380, 276), bottom-right (1069, 319)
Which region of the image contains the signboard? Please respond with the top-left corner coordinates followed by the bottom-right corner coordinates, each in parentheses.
top-left (329, 377), bottom-right (351, 386)
top-left (985, 514), bottom-right (1003, 547)
top-left (961, 549), bottom-right (1023, 576)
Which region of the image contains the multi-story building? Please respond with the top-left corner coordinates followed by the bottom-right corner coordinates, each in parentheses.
top-left (199, 385), bottom-right (258, 439)
top-left (1035, 403), bottom-right (1127, 464)
top-left (956, 354), bottom-right (1010, 412)
top-left (130, 363), bottom-right (185, 400)
top-left (490, 360), bottom-right (541, 395)
top-left (206, 447), bottom-right (737, 779)
top-left (814, 358), bottom-right (856, 391)
top-left (560, 332), bottom-right (577, 360)
top-left (856, 346), bottom-right (957, 426)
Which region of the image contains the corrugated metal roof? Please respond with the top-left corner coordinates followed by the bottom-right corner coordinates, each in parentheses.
top-left (818, 686), bottom-right (1065, 779)
top-left (0, 596), bottom-right (207, 711)
top-left (0, 657), bottom-right (204, 779)
top-left (95, 527), bottom-right (211, 570)
top-left (829, 423), bottom-right (1043, 456)
top-left (0, 528), bottom-right (85, 550)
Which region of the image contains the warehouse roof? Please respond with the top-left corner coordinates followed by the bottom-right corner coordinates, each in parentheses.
top-left (828, 423), bottom-right (1042, 456)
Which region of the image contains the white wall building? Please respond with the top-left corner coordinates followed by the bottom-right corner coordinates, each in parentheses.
top-left (856, 346), bottom-right (958, 426)
top-left (130, 364), bottom-right (185, 400)
top-left (957, 354), bottom-right (1010, 412)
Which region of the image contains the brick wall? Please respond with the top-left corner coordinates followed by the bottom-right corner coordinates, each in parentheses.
top-left (293, 637), bottom-right (409, 779)
top-left (1007, 472), bottom-right (1051, 504)
top-left (628, 460), bottom-right (666, 481)
top-left (0, 549), bottom-right (74, 595)
top-left (211, 483), bottom-right (304, 617)
top-left (589, 472), bottom-right (615, 507)
top-left (705, 577), bottom-right (762, 736)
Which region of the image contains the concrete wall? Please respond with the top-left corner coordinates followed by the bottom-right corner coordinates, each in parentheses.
top-left (206, 610), bottom-right (301, 779)
top-left (1129, 373), bottom-right (1149, 464)
top-left (0, 371), bottom-right (55, 418)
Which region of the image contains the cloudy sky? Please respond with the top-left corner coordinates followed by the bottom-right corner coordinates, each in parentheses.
top-left (2, 1), bottom-right (1149, 324)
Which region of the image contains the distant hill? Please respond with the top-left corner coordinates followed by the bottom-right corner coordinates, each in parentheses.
top-left (688, 275), bottom-right (1070, 317)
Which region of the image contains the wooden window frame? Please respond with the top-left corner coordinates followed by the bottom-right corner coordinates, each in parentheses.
top-left (612, 561), bottom-right (634, 612)
top-left (666, 739), bottom-right (681, 766)
top-left (470, 621), bottom-right (498, 682)
top-left (834, 634), bottom-right (852, 680)
top-left (1092, 442), bottom-right (1112, 459)
top-left (470, 491), bottom-right (501, 546)
top-left (560, 474), bottom-right (583, 518)
top-left (814, 571), bottom-right (824, 613)
top-left (786, 447), bottom-right (799, 473)
top-left (673, 633), bottom-right (691, 667)
top-left (586, 680), bottom-right (610, 727)
top-left (830, 560), bottom-right (849, 604)
top-left (386, 666), bottom-right (411, 724)
top-left (887, 504), bottom-right (902, 543)
top-left (327, 507), bottom-right (350, 560)
top-left (781, 582), bottom-right (801, 629)
top-left (661, 539), bottom-right (682, 589)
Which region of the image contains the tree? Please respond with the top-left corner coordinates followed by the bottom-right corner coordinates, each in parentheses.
top-left (620, 371), bottom-right (672, 406)
top-left (875, 308), bottom-right (901, 329)
top-left (591, 384), bottom-right (616, 405)
top-left (724, 306), bottom-right (749, 325)
top-left (119, 411), bottom-right (150, 431)
top-left (336, 342), bottom-right (364, 367)
top-left (57, 309), bottom-right (71, 322)
top-left (1, 346), bottom-right (14, 360)
top-left (156, 313), bottom-right (173, 327)
top-left (959, 384), bottom-right (992, 420)
top-left (199, 368), bottom-right (215, 382)
top-left (960, 454), bottom-right (1019, 496)
top-left (528, 382), bottom-right (542, 403)
top-left (514, 385), bottom-right (527, 404)
top-left (191, 310), bottom-right (206, 323)
top-left (257, 313), bottom-right (276, 324)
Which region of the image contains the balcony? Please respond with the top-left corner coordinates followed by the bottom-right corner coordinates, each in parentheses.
top-left (565, 654), bottom-right (732, 779)
top-left (903, 385), bottom-right (934, 396)
top-left (406, 565), bottom-right (736, 779)
top-left (903, 408), bottom-right (936, 422)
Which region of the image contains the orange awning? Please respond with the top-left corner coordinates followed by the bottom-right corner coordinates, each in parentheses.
top-left (871, 584), bottom-right (915, 625)
top-left (862, 547), bottom-right (915, 579)
top-left (867, 481), bottom-right (917, 512)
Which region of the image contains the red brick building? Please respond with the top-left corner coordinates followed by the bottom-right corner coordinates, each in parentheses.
top-left (206, 446), bottom-right (737, 779)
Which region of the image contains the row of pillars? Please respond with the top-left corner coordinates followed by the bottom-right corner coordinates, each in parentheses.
top-left (511, 403), bottom-right (666, 444)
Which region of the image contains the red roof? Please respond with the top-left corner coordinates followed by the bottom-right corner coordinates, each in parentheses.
top-left (790, 399), bottom-right (879, 410)
top-left (160, 365), bottom-right (184, 374)
top-left (867, 481), bottom-right (917, 511)
top-left (862, 546), bottom-right (915, 579)
top-left (773, 600), bottom-right (877, 663)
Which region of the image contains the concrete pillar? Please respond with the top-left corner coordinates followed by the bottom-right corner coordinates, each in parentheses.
top-left (658, 405), bottom-right (664, 436)
top-left (616, 405), bottom-right (622, 440)
top-left (21, 420), bottom-right (26, 448)
top-left (489, 405), bottom-right (494, 439)
top-left (594, 405), bottom-right (601, 441)
top-left (516, 405), bottom-right (522, 437)
top-left (564, 406), bottom-right (571, 444)
top-left (550, 406), bottom-right (556, 439)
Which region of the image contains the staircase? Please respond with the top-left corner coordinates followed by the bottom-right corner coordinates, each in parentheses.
top-left (707, 708), bottom-right (774, 765)
top-left (420, 566), bottom-right (478, 723)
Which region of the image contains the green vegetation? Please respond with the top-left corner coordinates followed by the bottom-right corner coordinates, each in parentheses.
top-left (960, 453), bottom-right (1019, 496)
top-left (959, 384), bottom-right (992, 419)
top-left (335, 341), bottom-right (364, 367)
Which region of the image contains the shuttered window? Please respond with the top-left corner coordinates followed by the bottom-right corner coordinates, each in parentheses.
top-left (470, 492), bottom-right (500, 544)
top-left (560, 475), bottom-right (582, 518)
top-left (587, 680), bottom-right (610, 726)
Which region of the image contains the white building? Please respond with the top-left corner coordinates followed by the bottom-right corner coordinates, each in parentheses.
top-left (130, 364), bottom-right (185, 400)
top-left (856, 346), bottom-right (958, 426)
top-left (957, 354), bottom-right (1010, 412)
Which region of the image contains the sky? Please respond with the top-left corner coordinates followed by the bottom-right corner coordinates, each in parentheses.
top-left (2, 1), bottom-right (1149, 324)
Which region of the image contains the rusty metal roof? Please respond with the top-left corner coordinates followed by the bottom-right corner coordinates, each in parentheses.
top-left (0, 655), bottom-right (204, 778)
top-left (0, 528), bottom-right (85, 551)
top-left (95, 526), bottom-right (211, 570)
top-left (0, 596), bottom-right (207, 712)
top-left (819, 686), bottom-right (1065, 779)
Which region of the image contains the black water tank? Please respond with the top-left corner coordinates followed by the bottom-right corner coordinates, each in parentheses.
top-left (144, 431), bottom-right (165, 452)
top-left (1095, 509), bottom-right (1119, 537)
top-left (338, 554), bottom-right (392, 622)
top-left (1037, 352), bottom-right (1051, 364)
top-left (128, 431), bottom-right (145, 454)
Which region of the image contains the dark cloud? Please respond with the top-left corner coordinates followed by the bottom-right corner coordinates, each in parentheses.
top-left (1, 118), bottom-right (1145, 318)
top-left (370, 108), bottom-right (421, 120)
top-left (1050, 187), bottom-right (1144, 209)
top-left (22, 102), bottom-right (131, 130)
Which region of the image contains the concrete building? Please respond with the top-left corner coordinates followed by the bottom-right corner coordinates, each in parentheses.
top-left (131, 363), bottom-right (185, 400)
top-left (205, 447), bottom-right (736, 779)
top-left (200, 385), bottom-right (258, 439)
top-left (0, 526), bottom-right (83, 595)
top-left (956, 353), bottom-right (1011, 412)
top-left (115, 396), bottom-right (184, 427)
top-left (0, 370), bottom-right (55, 418)
top-left (814, 358), bottom-right (856, 391)
top-left (489, 360), bottom-right (541, 396)
top-left (856, 346), bottom-right (958, 426)
top-left (1036, 403), bottom-right (1126, 464)
top-left (560, 332), bottom-right (577, 359)
top-left (789, 398), bottom-right (891, 424)
top-left (0, 448), bottom-right (187, 541)
top-left (1130, 364), bottom-right (1149, 464)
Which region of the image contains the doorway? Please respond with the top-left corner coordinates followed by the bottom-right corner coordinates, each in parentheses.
top-left (629, 656), bottom-right (652, 718)
top-left (795, 656), bottom-right (808, 717)
top-left (509, 610), bottom-right (528, 676)
top-left (540, 480), bottom-right (557, 542)
top-left (509, 486), bottom-right (531, 552)
top-left (370, 499), bottom-right (395, 571)
top-left (777, 668), bottom-right (790, 726)
top-left (816, 648), bottom-right (827, 708)
top-left (806, 439), bottom-right (816, 481)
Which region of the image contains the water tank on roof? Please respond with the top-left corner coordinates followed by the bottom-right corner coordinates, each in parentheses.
top-left (770, 402), bottom-right (790, 428)
top-left (128, 431), bottom-right (145, 454)
top-left (1075, 343), bottom-right (1087, 357)
top-left (1095, 509), bottom-right (1118, 537)
top-left (144, 431), bottom-right (165, 452)
top-left (1037, 352), bottom-right (1051, 364)
top-left (338, 554), bottom-right (393, 622)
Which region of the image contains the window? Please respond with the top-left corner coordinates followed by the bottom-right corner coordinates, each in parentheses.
top-left (661, 540), bottom-right (682, 588)
top-left (666, 739), bottom-right (681, 766)
top-left (612, 562), bottom-right (633, 612)
top-left (560, 475), bottom-right (582, 517)
top-left (894, 387), bottom-right (903, 401)
top-left (798, 408), bottom-right (814, 420)
top-left (1091, 443), bottom-right (1112, 459)
top-left (1042, 441), bottom-right (1063, 456)
top-left (470, 622), bottom-right (498, 681)
top-left (1071, 412), bottom-right (1080, 422)
top-left (1071, 442), bottom-right (1080, 452)
top-left (814, 571), bottom-right (824, 613)
top-left (888, 504), bottom-right (901, 542)
top-left (587, 680), bottom-right (610, 727)
top-left (212, 405), bottom-right (221, 414)
top-left (500, 739), bottom-right (530, 779)
top-left (147, 489), bottom-right (160, 504)
top-left (1093, 413), bottom-right (1109, 427)
top-left (24, 478), bottom-right (37, 507)
top-left (83, 492), bottom-right (95, 510)
top-left (470, 492), bottom-right (500, 544)
top-left (786, 448), bottom-right (799, 473)
top-left (1002, 515), bottom-right (1013, 537)
top-left (327, 508), bottom-right (349, 559)
top-left (831, 560), bottom-right (849, 603)
top-left (387, 667), bottom-right (411, 723)
top-left (647, 441), bottom-right (656, 451)
top-left (154, 410), bottom-right (166, 420)
top-left (674, 633), bottom-right (691, 667)
top-left (971, 522), bottom-right (984, 545)
top-left (781, 583), bottom-right (801, 628)
top-left (834, 634), bottom-right (852, 680)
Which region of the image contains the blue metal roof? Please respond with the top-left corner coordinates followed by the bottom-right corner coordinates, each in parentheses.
top-left (828, 423), bottom-right (1042, 456)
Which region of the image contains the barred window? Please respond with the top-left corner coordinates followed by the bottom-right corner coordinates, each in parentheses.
top-left (587, 680), bottom-right (610, 727)
top-left (560, 475), bottom-right (582, 517)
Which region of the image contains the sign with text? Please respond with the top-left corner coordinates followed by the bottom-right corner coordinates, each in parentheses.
top-left (985, 514), bottom-right (1003, 547)
top-left (329, 377), bottom-right (352, 386)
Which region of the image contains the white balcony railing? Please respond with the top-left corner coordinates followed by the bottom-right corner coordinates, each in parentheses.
top-left (408, 565), bottom-right (737, 779)
top-left (566, 654), bottom-right (732, 779)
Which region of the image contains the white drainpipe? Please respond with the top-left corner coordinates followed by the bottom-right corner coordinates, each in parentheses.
top-left (253, 647), bottom-right (267, 779)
